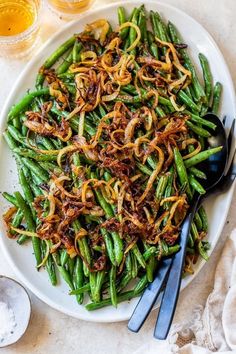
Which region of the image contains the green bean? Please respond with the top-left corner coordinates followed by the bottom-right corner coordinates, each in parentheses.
top-left (38, 162), bottom-right (62, 175)
top-left (198, 135), bottom-right (205, 150)
top-left (91, 174), bottom-right (123, 266)
top-left (189, 174), bottom-right (206, 194)
top-left (117, 272), bottom-right (132, 293)
top-left (70, 283), bottom-right (90, 295)
top-left (67, 257), bottom-right (75, 277)
top-left (201, 104), bottom-right (209, 117)
top-left (150, 11), bottom-right (160, 38)
top-left (129, 8), bottom-right (139, 55)
top-left (10, 209), bottom-right (24, 238)
top-left (168, 22), bottom-right (206, 102)
top-left (2, 192), bottom-right (18, 207)
top-left (147, 154), bottom-right (157, 170)
top-left (17, 235), bottom-right (29, 245)
top-left (155, 106), bottom-right (166, 117)
top-left (132, 244), bottom-right (146, 269)
top-left (185, 111), bottom-right (216, 130)
top-left (60, 249), bottom-right (69, 267)
top-left (12, 116), bottom-right (21, 130)
top-left (17, 166), bottom-right (35, 216)
top-left (89, 272), bottom-right (97, 302)
top-left (164, 244), bottom-right (180, 256)
top-left (73, 220), bottom-right (91, 275)
top-left (92, 245), bottom-right (103, 253)
top-left (73, 256), bottom-right (84, 304)
top-left (143, 246), bottom-right (157, 261)
top-left (212, 82), bottom-right (222, 115)
top-left (94, 270), bottom-right (106, 303)
top-left (153, 12), bottom-right (168, 55)
top-left (134, 275), bottom-right (148, 294)
top-left (188, 167), bottom-right (207, 180)
top-left (125, 252), bottom-right (132, 274)
top-left (198, 240), bottom-right (209, 261)
top-left (7, 125), bottom-right (28, 147)
top-left (31, 172), bottom-right (44, 185)
top-left (3, 131), bottom-right (18, 150)
top-left (150, 43), bottom-right (159, 58)
top-left (184, 146), bottom-right (222, 168)
top-left (194, 211), bottom-right (203, 231)
top-left (43, 36), bottom-right (76, 70)
top-left (146, 256), bottom-right (156, 282)
top-left (186, 121), bottom-right (211, 138)
top-left (188, 234), bottom-right (194, 248)
top-left (56, 50), bottom-right (73, 75)
top-left (58, 264), bottom-right (74, 290)
top-left (147, 30), bottom-right (154, 48)
top-left (174, 147), bottom-right (191, 197)
top-left (8, 88), bottom-right (50, 120)
top-left (39, 137), bottom-right (56, 150)
top-left (42, 241), bottom-right (57, 286)
top-left (101, 228), bottom-right (116, 266)
top-left (156, 12), bottom-right (171, 41)
top-left (163, 167), bottom-right (174, 210)
top-left (14, 147), bottom-right (57, 162)
top-left (118, 6), bottom-right (126, 26)
top-left (14, 191), bottom-right (34, 230)
top-left (178, 90), bottom-right (201, 112)
top-left (191, 221), bottom-right (199, 241)
top-left (72, 42), bottom-right (82, 63)
top-left (109, 266), bottom-right (117, 307)
top-left (198, 206), bottom-right (208, 232)
top-left (186, 247), bottom-right (195, 255)
top-left (21, 158), bottom-right (49, 182)
top-left (138, 7), bottom-right (147, 43)
top-left (136, 161), bottom-right (152, 176)
top-left (131, 252), bottom-right (138, 279)
top-left (14, 191), bottom-right (41, 267)
top-left (86, 290), bottom-right (140, 311)
top-left (199, 53), bottom-right (213, 104)
top-left (155, 175), bottom-right (168, 201)
top-left (30, 184), bottom-right (42, 197)
top-left (120, 8), bottom-right (136, 42)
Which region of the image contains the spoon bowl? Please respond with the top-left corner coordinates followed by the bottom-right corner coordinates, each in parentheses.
top-left (199, 113), bottom-right (228, 191)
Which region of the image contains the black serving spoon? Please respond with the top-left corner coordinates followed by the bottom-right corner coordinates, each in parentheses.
top-left (128, 113), bottom-right (228, 336)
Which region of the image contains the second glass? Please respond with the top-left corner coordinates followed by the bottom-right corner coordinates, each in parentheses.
top-left (47, 0), bottom-right (95, 19)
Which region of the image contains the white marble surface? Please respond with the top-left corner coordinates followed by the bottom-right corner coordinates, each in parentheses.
top-left (0, 0), bottom-right (235, 353)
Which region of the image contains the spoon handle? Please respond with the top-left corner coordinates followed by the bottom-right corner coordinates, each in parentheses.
top-left (154, 194), bottom-right (201, 340)
top-left (128, 257), bottom-right (173, 333)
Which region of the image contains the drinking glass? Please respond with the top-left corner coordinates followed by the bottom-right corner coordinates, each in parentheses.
top-left (47, 0), bottom-right (95, 20)
top-left (0, 0), bottom-right (41, 58)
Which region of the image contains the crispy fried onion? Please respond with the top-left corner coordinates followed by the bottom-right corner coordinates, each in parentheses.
top-left (24, 111), bottom-right (72, 142)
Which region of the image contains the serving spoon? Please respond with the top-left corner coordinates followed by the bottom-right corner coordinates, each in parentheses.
top-left (128, 113), bottom-right (228, 336)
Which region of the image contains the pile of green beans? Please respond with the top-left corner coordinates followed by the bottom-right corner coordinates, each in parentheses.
top-left (3, 5), bottom-right (222, 311)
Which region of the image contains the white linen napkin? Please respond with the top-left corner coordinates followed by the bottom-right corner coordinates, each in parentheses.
top-left (133, 230), bottom-right (236, 354)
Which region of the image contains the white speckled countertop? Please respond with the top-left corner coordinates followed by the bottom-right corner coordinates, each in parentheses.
top-left (0, 0), bottom-right (235, 353)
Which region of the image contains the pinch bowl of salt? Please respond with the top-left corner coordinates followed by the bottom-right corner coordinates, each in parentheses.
top-left (0, 275), bottom-right (31, 347)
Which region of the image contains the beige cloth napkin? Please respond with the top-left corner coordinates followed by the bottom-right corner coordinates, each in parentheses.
top-left (133, 230), bottom-right (236, 354)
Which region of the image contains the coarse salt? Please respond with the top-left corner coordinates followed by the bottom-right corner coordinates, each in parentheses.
top-left (0, 301), bottom-right (16, 343)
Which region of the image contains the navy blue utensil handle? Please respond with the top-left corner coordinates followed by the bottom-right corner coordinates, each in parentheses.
top-left (128, 257), bottom-right (173, 333)
top-left (154, 194), bottom-right (201, 340)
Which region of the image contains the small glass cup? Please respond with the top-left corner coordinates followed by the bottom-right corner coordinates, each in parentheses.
top-left (0, 0), bottom-right (41, 58)
top-left (47, 0), bottom-right (95, 20)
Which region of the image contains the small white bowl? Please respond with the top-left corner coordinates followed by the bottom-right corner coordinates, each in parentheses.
top-left (0, 276), bottom-right (31, 348)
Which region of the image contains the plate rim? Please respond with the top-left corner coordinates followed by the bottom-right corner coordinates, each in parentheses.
top-left (0, 0), bottom-right (235, 322)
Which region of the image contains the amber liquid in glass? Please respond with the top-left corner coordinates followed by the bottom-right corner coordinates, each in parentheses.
top-left (48, 0), bottom-right (93, 15)
top-left (0, 0), bottom-right (36, 36)
top-left (0, 0), bottom-right (40, 57)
